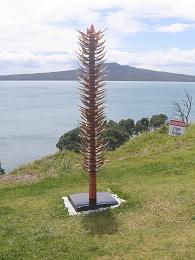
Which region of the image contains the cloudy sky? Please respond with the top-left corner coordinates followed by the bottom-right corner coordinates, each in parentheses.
top-left (0, 0), bottom-right (195, 75)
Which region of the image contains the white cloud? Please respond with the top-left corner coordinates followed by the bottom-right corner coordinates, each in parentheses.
top-left (156, 23), bottom-right (195, 32)
top-left (120, 0), bottom-right (195, 20)
top-left (0, 51), bottom-right (75, 75)
top-left (107, 48), bottom-right (195, 75)
top-left (0, 0), bottom-right (195, 74)
top-left (106, 12), bottom-right (145, 34)
top-left (1, 48), bottom-right (195, 75)
top-left (1, 0), bottom-right (195, 52)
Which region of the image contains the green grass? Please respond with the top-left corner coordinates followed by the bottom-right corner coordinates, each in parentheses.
top-left (0, 126), bottom-right (195, 259)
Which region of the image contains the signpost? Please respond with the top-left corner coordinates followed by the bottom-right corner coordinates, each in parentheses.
top-left (169, 120), bottom-right (186, 136)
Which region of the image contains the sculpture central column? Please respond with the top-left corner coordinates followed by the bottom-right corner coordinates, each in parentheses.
top-left (89, 172), bottom-right (96, 205)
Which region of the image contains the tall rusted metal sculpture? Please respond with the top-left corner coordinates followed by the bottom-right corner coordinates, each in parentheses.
top-left (67, 25), bottom-right (118, 212)
top-left (77, 25), bottom-right (106, 205)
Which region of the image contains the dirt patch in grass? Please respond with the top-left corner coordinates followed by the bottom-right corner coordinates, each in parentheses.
top-left (0, 172), bottom-right (38, 184)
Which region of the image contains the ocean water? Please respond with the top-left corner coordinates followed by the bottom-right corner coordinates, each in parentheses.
top-left (0, 81), bottom-right (195, 172)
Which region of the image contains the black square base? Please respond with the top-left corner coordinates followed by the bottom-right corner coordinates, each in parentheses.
top-left (68, 192), bottom-right (118, 212)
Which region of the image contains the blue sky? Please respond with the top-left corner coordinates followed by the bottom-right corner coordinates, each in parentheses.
top-left (0, 0), bottom-right (195, 75)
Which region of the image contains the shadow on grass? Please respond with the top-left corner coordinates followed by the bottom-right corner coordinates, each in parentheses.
top-left (81, 210), bottom-right (118, 236)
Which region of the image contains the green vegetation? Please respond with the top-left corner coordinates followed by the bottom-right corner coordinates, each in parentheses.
top-left (0, 162), bottom-right (5, 175)
top-left (57, 127), bottom-right (81, 153)
top-left (56, 119), bottom-right (133, 152)
top-left (135, 117), bottom-right (150, 133)
top-left (118, 118), bottom-right (135, 136)
top-left (1, 125), bottom-right (195, 259)
top-left (150, 114), bottom-right (168, 128)
top-left (104, 120), bottom-right (130, 150)
top-left (56, 114), bottom-right (167, 152)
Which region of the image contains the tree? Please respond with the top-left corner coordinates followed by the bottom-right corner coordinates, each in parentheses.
top-left (78, 25), bottom-right (106, 205)
top-left (118, 118), bottom-right (135, 136)
top-left (0, 162), bottom-right (5, 175)
top-left (173, 90), bottom-right (193, 126)
top-left (57, 120), bottom-right (132, 152)
top-left (150, 114), bottom-right (168, 128)
top-left (56, 127), bottom-right (80, 152)
top-left (135, 118), bottom-right (150, 133)
top-left (105, 120), bottom-right (130, 150)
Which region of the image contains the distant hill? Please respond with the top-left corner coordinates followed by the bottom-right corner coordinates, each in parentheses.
top-left (0, 62), bottom-right (195, 82)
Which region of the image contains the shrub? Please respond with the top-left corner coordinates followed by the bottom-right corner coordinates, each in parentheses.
top-left (105, 120), bottom-right (130, 150)
top-left (56, 115), bottom-right (168, 152)
top-left (56, 127), bottom-right (81, 153)
top-left (56, 120), bottom-right (130, 152)
top-left (135, 118), bottom-right (150, 133)
top-left (0, 162), bottom-right (5, 175)
top-left (150, 114), bottom-right (168, 128)
top-left (118, 119), bottom-right (135, 136)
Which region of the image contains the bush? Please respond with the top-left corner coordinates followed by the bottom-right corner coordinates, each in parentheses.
top-left (135, 118), bottom-right (150, 133)
top-left (56, 115), bottom-right (168, 152)
top-left (157, 125), bottom-right (168, 134)
top-left (56, 120), bottom-right (131, 152)
top-left (118, 119), bottom-right (135, 136)
top-left (150, 114), bottom-right (168, 128)
top-left (0, 162), bottom-right (5, 175)
top-left (56, 127), bottom-right (81, 153)
top-left (105, 120), bottom-right (130, 150)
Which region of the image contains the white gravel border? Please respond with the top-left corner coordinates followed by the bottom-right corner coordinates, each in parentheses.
top-left (62, 193), bottom-right (125, 216)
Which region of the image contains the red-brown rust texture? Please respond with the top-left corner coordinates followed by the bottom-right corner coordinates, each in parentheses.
top-left (77, 25), bottom-right (106, 205)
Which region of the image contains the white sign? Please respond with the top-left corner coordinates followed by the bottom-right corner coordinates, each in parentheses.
top-left (169, 120), bottom-right (186, 136)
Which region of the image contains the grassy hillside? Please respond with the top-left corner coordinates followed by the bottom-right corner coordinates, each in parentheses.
top-left (0, 126), bottom-right (195, 259)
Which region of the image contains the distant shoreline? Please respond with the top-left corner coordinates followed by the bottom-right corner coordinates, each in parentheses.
top-left (1, 79), bottom-right (195, 82)
top-left (0, 62), bottom-right (195, 82)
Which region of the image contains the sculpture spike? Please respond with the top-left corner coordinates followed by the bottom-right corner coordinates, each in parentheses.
top-left (89, 24), bottom-right (95, 33)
